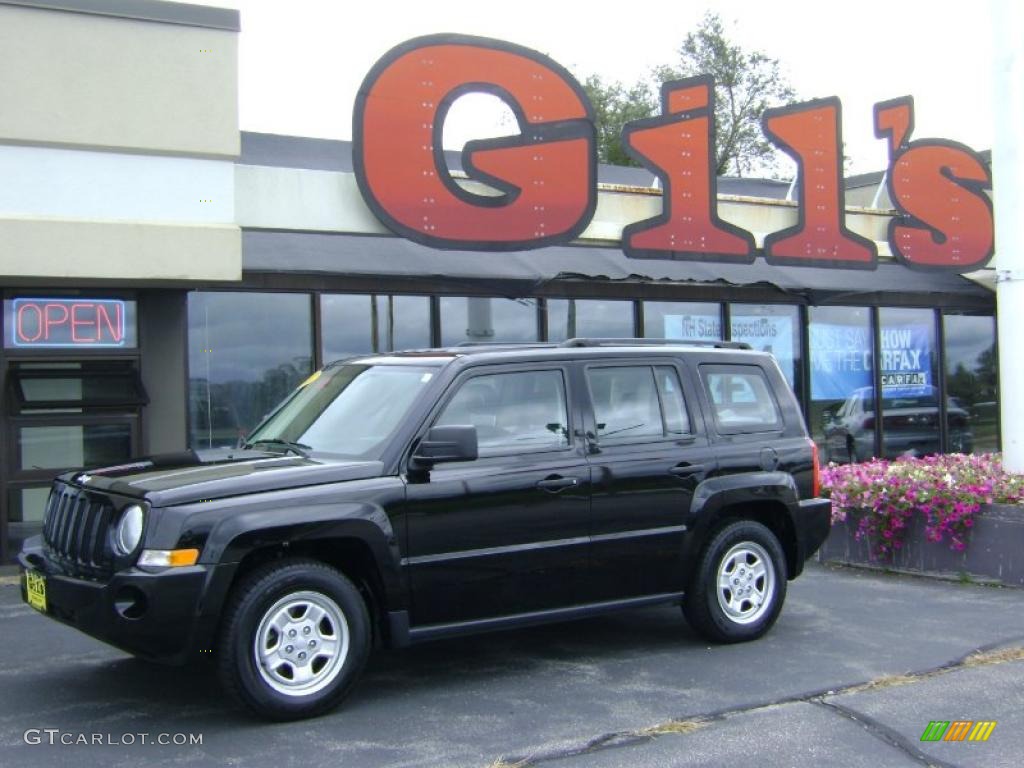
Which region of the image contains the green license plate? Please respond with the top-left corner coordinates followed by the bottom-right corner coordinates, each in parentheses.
top-left (24, 569), bottom-right (47, 613)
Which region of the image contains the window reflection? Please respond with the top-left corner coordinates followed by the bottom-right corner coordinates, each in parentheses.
top-left (879, 308), bottom-right (941, 459)
top-left (439, 297), bottom-right (538, 345)
top-left (730, 304), bottom-right (801, 396)
top-left (547, 299), bottom-right (634, 340)
top-left (188, 292), bottom-right (313, 449)
top-left (809, 306), bottom-right (874, 463)
top-left (321, 294), bottom-right (430, 361)
top-left (944, 314), bottom-right (998, 453)
top-left (643, 301), bottom-right (721, 341)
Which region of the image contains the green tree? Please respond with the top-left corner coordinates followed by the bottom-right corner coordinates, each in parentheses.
top-left (581, 74), bottom-right (656, 167)
top-left (654, 12), bottom-right (796, 176)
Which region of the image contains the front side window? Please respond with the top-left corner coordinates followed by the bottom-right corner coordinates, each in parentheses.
top-left (703, 366), bottom-right (781, 432)
top-left (435, 370), bottom-right (570, 456)
top-left (246, 363), bottom-right (437, 459)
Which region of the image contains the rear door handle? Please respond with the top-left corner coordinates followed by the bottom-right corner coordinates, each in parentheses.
top-left (669, 464), bottom-right (706, 477)
top-left (536, 476), bottom-right (579, 492)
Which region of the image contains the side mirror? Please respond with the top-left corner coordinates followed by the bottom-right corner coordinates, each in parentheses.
top-left (411, 425), bottom-right (478, 467)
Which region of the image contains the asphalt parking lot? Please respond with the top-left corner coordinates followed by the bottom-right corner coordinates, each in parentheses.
top-left (1, 562), bottom-right (1023, 768)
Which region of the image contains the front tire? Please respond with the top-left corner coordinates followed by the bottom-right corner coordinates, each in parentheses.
top-left (218, 559), bottom-right (371, 720)
top-left (683, 520), bottom-right (787, 643)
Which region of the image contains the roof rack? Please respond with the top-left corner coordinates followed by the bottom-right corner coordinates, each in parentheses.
top-left (453, 341), bottom-right (559, 348)
top-left (559, 337), bottom-right (752, 350)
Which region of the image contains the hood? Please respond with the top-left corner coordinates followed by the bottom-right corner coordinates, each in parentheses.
top-left (62, 448), bottom-right (385, 507)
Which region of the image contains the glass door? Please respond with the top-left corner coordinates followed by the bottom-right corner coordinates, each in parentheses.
top-left (3, 361), bottom-right (146, 562)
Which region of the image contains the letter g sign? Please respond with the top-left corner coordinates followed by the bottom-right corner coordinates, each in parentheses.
top-left (353, 34), bottom-right (597, 251)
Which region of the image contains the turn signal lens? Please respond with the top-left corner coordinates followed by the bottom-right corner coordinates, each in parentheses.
top-left (138, 548), bottom-right (200, 568)
top-left (808, 438), bottom-right (821, 497)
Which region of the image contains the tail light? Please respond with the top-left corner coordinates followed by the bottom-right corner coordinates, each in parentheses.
top-left (807, 437), bottom-right (821, 497)
top-left (862, 417), bottom-right (875, 430)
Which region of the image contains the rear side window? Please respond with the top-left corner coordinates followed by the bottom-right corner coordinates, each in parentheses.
top-left (435, 369), bottom-right (570, 456)
top-left (587, 365), bottom-right (692, 443)
top-left (702, 365), bottom-right (781, 433)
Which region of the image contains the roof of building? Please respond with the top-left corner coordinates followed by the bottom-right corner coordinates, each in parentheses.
top-left (240, 132), bottom-right (793, 199)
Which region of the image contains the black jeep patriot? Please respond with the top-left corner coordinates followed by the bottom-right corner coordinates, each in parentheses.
top-left (20, 339), bottom-right (831, 720)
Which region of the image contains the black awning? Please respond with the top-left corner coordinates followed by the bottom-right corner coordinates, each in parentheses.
top-left (243, 230), bottom-right (992, 304)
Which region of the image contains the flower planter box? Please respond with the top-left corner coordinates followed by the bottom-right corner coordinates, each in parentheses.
top-left (816, 503), bottom-right (1024, 586)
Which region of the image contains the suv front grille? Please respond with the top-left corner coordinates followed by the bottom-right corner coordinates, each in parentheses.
top-left (42, 483), bottom-right (115, 577)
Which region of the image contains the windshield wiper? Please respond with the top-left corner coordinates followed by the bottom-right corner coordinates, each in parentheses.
top-left (244, 438), bottom-right (312, 458)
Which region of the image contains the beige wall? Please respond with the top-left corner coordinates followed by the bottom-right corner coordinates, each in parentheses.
top-left (0, 1), bottom-right (241, 283)
top-left (0, 3), bottom-right (238, 158)
top-left (0, 217), bottom-right (240, 282)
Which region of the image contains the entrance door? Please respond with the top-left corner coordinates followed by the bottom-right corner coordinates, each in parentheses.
top-left (2, 361), bottom-right (146, 561)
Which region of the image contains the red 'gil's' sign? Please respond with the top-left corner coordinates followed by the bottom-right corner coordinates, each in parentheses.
top-left (353, 35), bottom-right (993, 273)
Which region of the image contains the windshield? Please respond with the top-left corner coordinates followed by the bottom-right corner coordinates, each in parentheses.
top-left (246, 363), bottom-right (437, 459)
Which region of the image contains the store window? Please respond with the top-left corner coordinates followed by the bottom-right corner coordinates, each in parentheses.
top-left (943, 313), bottom-right (998, 453)
top-left (188, 291), bottom-right (313, 449)
top-left (547, 299), bottom-right (634, 340)
top-left (439, 297), bottom-right (538, 345)
top-left (730, 304), bottom-right (801, 395)
top-left (809, 306), bottom-right (874, 463)
top-left (879, 308), bottom-right (940, 459)
top-left (321, 294), bottom-right (431, 361)
top-left (643, 301), bottom-right (721, 341)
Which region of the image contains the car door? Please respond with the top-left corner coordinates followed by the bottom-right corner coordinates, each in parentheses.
top-left (403, 363), bottom-right (592, 627)
top-left (580, 359), bottom-right (713, 602)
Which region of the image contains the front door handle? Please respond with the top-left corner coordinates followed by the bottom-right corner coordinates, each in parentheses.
top-left (536, 475), bottom-right (579, 492)
top-left (669, 463), bottom-right (706, 477)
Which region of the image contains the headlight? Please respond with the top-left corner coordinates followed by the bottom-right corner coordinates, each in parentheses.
top-left (115, 505), bottom-right (145, 555)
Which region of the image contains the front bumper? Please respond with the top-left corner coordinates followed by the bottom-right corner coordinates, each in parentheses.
top-left (19, 536), bottom-right (212, 664)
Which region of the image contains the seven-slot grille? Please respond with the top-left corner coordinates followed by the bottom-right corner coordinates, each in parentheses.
top-left (42, 483), bottom-right (116, 576)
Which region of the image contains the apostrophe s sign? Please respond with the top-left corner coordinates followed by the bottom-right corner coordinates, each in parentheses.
top-left (353, 34), bottom-right (597, 251)
top-left (875, 96), bottom-right (994, 272)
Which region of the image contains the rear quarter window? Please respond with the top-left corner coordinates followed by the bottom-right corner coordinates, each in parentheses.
top-left (700, 364), bottom-right (782, 433)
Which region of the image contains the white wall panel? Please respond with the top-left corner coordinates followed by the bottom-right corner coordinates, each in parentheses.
top-left (0, 145), bottom-right (234, 224)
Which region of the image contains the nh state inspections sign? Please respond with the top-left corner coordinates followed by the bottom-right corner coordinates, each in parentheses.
top-left (353, 34), bottom-right (994, 273)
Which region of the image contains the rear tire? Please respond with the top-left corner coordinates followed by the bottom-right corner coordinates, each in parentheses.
top-left (218, 558), bottom-right (371, 720)
top-left (683, 520), bottom-right (787, 643)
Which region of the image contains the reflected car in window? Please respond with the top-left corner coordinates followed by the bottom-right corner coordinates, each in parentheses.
top-left (822, 386), bottom-right (972, 462)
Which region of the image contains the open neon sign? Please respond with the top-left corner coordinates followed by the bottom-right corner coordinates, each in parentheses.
top-left (11, 298), bottom-right (127, 348)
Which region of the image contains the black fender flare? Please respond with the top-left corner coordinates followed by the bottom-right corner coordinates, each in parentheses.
top-left (681, 472), bottom-right (802, 582)
top-left (189, 504), bottom-right (403, 655)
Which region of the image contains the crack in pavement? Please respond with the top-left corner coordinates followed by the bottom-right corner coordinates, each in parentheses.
top-left (812, 699), bottom-right (958, 768)
top-left (485, 634), bottom-right (1024, 767)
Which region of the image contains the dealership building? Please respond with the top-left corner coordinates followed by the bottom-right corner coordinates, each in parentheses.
top-left (0, 0), bottom-right (999, 561)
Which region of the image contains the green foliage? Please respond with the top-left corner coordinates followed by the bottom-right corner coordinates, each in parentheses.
top-left (579, 12), bottom-right (796, 176)
top-left (581, 75), bottom-right (655, 167)
top-left (654, 12), bottom-right (796, 176)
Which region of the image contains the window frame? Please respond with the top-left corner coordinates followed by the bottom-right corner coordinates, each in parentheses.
top-left (8, 367), bottom-right (148, 412)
